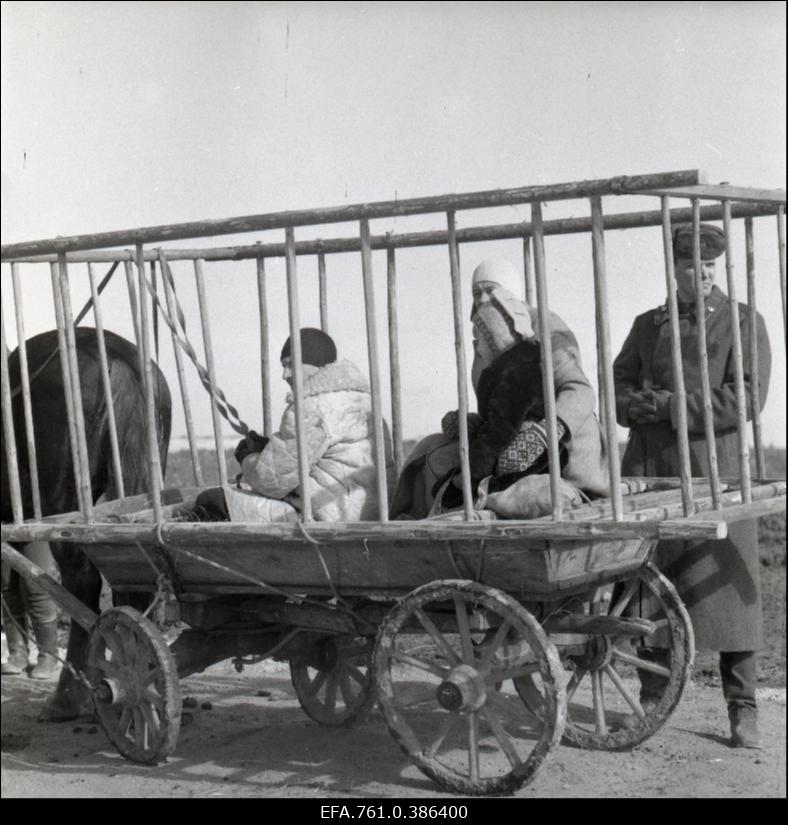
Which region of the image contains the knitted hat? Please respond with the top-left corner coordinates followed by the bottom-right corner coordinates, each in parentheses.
top-left (471, 258), bottom-right (524, 299)
top-left (280, 328), bottom-right (337, 367)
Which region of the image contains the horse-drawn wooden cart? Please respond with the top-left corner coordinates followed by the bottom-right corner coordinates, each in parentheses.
top-left (2, 170), bottom-right (785, 795)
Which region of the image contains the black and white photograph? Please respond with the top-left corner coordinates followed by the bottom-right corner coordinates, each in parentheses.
top-left (1, 0), bottom-right (785, 800)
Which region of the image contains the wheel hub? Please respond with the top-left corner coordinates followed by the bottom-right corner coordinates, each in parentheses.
top-left (571, 634), bottom-right (613, 671)
top-left (436, 664), bottom-right (487, 712)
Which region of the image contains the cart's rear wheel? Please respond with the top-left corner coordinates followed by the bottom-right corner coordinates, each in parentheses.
top-left (290, 635), bottom-right (376, 726)
top-left (86, 606), bottom-right (181, 764)
top-left (374, 580), bottom-right (565, 796)
top-left (515, 562), bottom-right (694, 750)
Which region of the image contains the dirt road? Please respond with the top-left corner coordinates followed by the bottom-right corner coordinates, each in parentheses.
top-left (1, 657), bottom-right (784, 799)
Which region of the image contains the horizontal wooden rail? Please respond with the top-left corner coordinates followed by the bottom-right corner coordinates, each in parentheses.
top-left (5, 202), bottom-right (781, 265)
top-left (637, 184), bottom-right (786, 204)
top-left (1, 170), bottom-right (703, 258)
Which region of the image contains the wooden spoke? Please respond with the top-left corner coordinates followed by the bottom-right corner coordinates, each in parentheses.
top-left (102, 629), bottom-right (126, 664)
top-left (142, 684), bottom-right (165, 709)
top-left (140, 701), bottom-right (162, 737)
top-left (477, 621), bottom-right (512, 672)
top-left (345, 663), bottom-right (368, 687)
top-left (566, 667), bottom-right (588, 703)
top-left (604, 663), bottom-right (645, 718)
top-left (591, 670), bottom-right (607, 736)
top-left (489, 660), bottom-right (540, 684)
top-left (453, 595), bottom-right (476, 664)
top-left (305, 667), bottom-right (328, 697)
top-left (414, 608), bottom-right (461, 665)
top-left (95, 657), bottom-right (120, 677)
top-left (395, 686), bottom-right (440, 709)
top-left (468, 711), bottom-right (480, 782)
top-left (612, 648), bottom-right (672, 678)
top-left (142, 667), bottom-right (162, 688)
top-left (323, 673), bottom-right (339, 714)
top-left (610, 577), bottom-right (641, 617)
top-left (481, 706), bottom-right (523, 770)
top-left (425, 712), bottom-right (459, 759)
top-left (390, 648), bottom-right (450, 679)
top-left (118, 706), bottom-right (133, 738)
top-left (337, 667), bottom-right (356, 707)
top-left (132, 707), bottom-right (147, 750)
top-left (487, 688), bottom-right (538, 729)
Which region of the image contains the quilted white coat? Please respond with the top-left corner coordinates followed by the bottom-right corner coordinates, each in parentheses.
top-left (224, 359), bottom-right (392, 522)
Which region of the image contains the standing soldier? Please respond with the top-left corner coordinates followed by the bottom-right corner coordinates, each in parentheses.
top-left (613, 223), bottom-right (772, 749)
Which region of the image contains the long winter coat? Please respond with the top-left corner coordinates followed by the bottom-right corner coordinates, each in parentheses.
top-left (225, 359), bottom-right (393, 522)
top-left (613, 285), bottom-right (772, 650)
top-left (471, 311), bottom-right (610, 498)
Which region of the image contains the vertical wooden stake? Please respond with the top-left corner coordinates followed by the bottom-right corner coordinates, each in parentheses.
top-left (660, 198), bottom-right (694, 515)
top-left (386, 245), bottom-right (405, 474)
top-left (256, 257), bottom-right (273, 437)
top-left (10, 264), bottom-right (42, 519)
top-left (721, 202), bottom-right (752, 503)
top-left (745, 219), bottom-right (765, 480)
top-left (0, 308), bottom-right (24, 523)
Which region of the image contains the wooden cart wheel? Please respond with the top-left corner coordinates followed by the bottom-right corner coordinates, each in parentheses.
top-left (290, 635), bottom-right (376, 726)
top-left (515, 562), bottom-right (695, 750)
top-left (86, 606), bottom-right (181, 764)
top-left (374, 580), bottom-right (565, 796)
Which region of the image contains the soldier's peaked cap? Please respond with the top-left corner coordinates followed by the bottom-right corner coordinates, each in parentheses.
top-left (672, 223), bottom-right (726, 261)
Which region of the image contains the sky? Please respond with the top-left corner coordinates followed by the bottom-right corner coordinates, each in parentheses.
top-left (1, 1), bottom-right (786, 453)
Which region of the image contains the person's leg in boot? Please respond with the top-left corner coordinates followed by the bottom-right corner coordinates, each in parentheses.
top-left (721, 650), bottom-right (760, 748)
top-left (2, 562), bottom-right (30, 675)
top-left (23, 543), bottom-right (61, 681)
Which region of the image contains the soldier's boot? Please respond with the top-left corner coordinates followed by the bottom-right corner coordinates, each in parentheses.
top-left (30, 618), bottom-right (60, 680)
top-left (2, 614), bottom-right (30, 675)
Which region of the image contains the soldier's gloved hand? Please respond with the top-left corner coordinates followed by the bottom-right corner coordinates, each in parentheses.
top-left (234, 430), bottom-right (269, 465)
top-left (629, 389), bottom-right (671, 424)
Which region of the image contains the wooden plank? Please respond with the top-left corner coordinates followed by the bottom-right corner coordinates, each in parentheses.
top-left (9, 202), bottom-right (781, 265)
top-left (660, 198), bottom-right (694, 515)
top-left (135, 243), bottom-right (163, 520)
top-left (745, 219), bottom-right (766, 479)
top-left (2, 170), bottom-right (704, 258)
top-left (49, 262), bottom-right (85, 514)
top-left (721, 202), bottom-right (752, 503)
top-left (0, 310), bottom-right (24, 523)
top-left (57, 254), bottom-right (95, 521)
top-left (1, 541), bottom-right (98, 631)
top-left (318, 251), bottom-right (329, 333)
top-left (635, 184), bottom-right (786, 204)
top-left (531, 202), bottom-right (563, 519)
top-left (590, 197), bottom-right (623, 519)
top-left (256, 257), bottom-right (273, 436)
top-left (386, 246), bottom-right (404, 473)
top-left (359, 218), bottom-right (390, 521)
top-left (778, 206), bottom-right (786, 340)
top-left (284, 227), bottom-right (312, 522)
top-left (522, 234), bottom-right (535, 306)
top-left (194, 258), bottom-right (228, 487)
top-left (87, 262), bottom-right (125, 498)
top-left (690, 201), bottom-right (722, 508)
top-left (10, 263), bottom-right (42, 519)
top-left (158, 251), bottom-right (203, 485)
top-left (446, 211), bottom-right (474, 520)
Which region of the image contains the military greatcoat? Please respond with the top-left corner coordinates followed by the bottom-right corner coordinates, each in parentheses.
top-left (613, 285), bottom-right (772, 650)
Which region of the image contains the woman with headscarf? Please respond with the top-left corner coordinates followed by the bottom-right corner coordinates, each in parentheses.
top-left (191, 328), bottom-right (393, 523)
top-left (391, 258), bottom-right (609, 518)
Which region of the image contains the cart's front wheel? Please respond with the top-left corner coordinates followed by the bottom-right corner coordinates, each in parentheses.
top-left (290, 635), bottom-right (376, 726)
top-left (86, 606), bottom-right (181, 764)
top-left (515, 562), bottom-right (694, 750)
top-left (374, 580), bottom-right (565, 796)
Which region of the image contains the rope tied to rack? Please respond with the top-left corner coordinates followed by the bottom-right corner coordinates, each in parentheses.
top-left (134, 250), bottom-right (250, 436)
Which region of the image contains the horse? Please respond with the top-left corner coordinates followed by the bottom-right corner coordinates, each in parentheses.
top-left (1, 327), bottom-right (171, 720)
